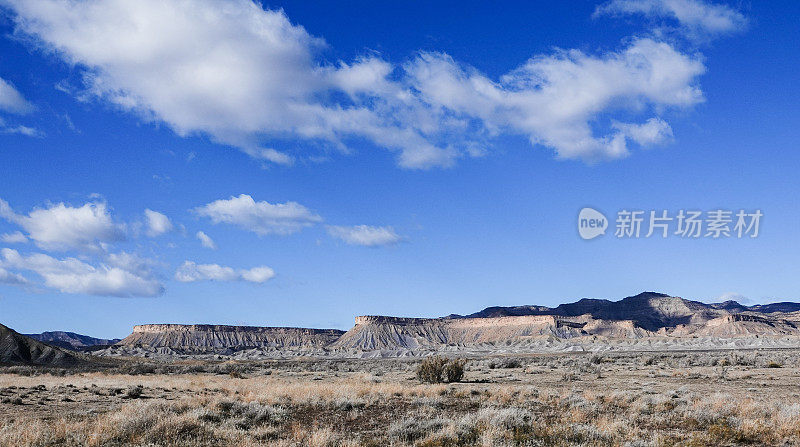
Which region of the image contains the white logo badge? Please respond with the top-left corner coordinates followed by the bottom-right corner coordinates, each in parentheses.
top-left (578, 208), bottom-right (608, 240)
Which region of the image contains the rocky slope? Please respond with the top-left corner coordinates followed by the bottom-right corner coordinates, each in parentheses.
top-left (110, 324), bottom-right (345, 354)
top-left (331, 293), bottom-right (800, 354)
top-left (25, 331), bottom-right (120, 351)
top-left (91, 292), bottom-right (800, 359)
top-left (1, 324), bottom-right (89, 366)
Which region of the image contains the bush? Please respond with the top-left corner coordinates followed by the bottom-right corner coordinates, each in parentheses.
top-left (417, 357), bottom-right (467, 383)
top-left (417, 356), bottom-right (448, 383)
top-left (444, 359), bottom-right (466, 383)
top-left (501, 359), bottom-right (522, 369)
top-left (125, 385), bottom-right (144, 399)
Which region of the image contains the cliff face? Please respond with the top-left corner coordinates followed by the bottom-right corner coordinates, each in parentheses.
top-left (333, 314), bottom-right (599, 351)
top-left (333, 294), bottom-right (800, 352)
top-left (101, 293), bottom-right (800, 357)
top-left (118, 324), bottom-right (345, 351)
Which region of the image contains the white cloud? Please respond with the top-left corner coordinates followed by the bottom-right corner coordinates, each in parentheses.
top-left (327, 225), bottom-right (401, 247)
top-left (406, 39), bottom-right (704, 161)
top-left (144, 209), bottom-right (173, 237)
top-left (239, 266), bottom-right (275, 283)
top-left (716, 292), bottom-right (753, 305)
top-left (0, 198), bottom-right (125, 252)
top-left (196, 231), bottom-right (217, 250)
top-left (0, 76), bottom-right (33, 114)
top-left (2, 0), bottom-right (712, 166)
top-left (0, 248), bottom-right (163, 297)
top-left (612, 117), bottom-right (673, 147)
top-left (0, 231), bottom-right (28, 244)
top-left (0, 79), bottom-right (38, 136)
top-left (194, 194), bottom-right (321, 236)
top-left (0, 120), bottom-right (43, 137)
top-left (595, 0), bottom-right (747, 38)
top-left (0, 266), bottom-right (28, 285)
top-left (174, 260), bottom-right (274, 283)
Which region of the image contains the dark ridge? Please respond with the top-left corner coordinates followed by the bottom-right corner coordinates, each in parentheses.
top-left (1, 323), bottom-right (90, 366)
top-left (453, 292), bottom-right (800, 332)
top-left (25, 331), bottom-right (121, 351)
top-left (709, 300), bottom-right (749, 312)
top-left (748, 302), bottom-right (800, 313)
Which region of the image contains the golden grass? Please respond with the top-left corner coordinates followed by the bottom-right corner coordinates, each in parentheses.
top-left (3, 351), bottom-right (800, 446)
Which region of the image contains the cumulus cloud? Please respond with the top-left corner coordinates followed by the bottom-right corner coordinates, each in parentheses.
top-left (194, 194), bottom-right (321, 236)
top-left (1, 0), bottom-right (715, 166)
top-left (406, 40), bottom-right (703, 161)
top-left (144, 209), bottom-right (173, 237)
top-left (174, 260), bottom-right (274, 283)
top-left (0, 76), bottom-right (33, 114)
top-left (595, 0), bottom-right (747, 38)
top-left (0, 231), bottom-right (28, 244)
top-left (327, 225), bottom-right (402, 247)
top-left (0, 248), bottom-right (164, 297)
top-left (0, 198), bottom-right (125, 252)
top-left (196, 231), bottom-right (217, 249)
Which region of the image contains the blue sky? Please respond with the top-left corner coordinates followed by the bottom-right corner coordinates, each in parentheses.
top-left (0, 0), bottom-right (798, 338)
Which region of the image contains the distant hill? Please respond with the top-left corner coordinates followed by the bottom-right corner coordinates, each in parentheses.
top-left (90, 292), bottom-right (800, 358)
top-left (1, 323), bottom-right (89, 366)
top-left (25, 331), bottom-right (121, 351)
top-left (454, 292), bottom-right (800, 331)
top-left (331, 292), bottom-right (800, 353)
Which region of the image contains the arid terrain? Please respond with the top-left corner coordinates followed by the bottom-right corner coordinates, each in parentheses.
top-left (5, 292), bottom-right (800, 446)
top-left (3, 349), bottom-right (800, 446)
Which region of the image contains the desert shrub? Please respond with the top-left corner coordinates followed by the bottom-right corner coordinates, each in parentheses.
top-left (121, 363), bottom-right (156, 375)
top-left (417, 357), bottom-right (467, 383)
top-left (125, 385), bottom-right (144, 399)
top-left (502, 358), bottom-right (522, 368)
top-left (389, 418), bottom-right (447, 442)
top-left (214, 400), bottom-right (287, 428)
top-left (443, 359), bottom-right (466, 383)
top-left (417, 356), bottom-right (448, 383)
top-left (767, 361), bottom-right (782, 368)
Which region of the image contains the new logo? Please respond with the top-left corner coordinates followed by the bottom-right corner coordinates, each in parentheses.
top-left (578, 208), bottom-right (608, 240)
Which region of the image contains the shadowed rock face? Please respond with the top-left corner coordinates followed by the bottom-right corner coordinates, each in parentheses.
top-left (1, 324), bottom-right (88, 366)
top-left (24, 331), bottom-right (120, 350)
top-left (457, 292), bottom-right (796, 332)
top-left (118, 324), bottom-right (345, 351)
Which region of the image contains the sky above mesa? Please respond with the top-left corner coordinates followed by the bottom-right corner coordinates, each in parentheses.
top-left (0, 0), bottom-right (798, 338)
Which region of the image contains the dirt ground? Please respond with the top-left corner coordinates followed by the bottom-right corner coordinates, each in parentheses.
top-left (2, 349), bottom-right (800, 446)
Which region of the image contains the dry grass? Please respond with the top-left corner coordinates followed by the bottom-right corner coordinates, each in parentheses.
top-left (2, 350), bottom-right (800, 446)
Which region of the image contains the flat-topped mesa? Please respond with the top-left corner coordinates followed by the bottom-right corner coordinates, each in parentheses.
top-left (120, 324), bottom-right (345, 351)
top-left (334, 313), bottom-right (594, 351)
top-left (131, 324), bottom-right (341, 334)
top-left (354, 316), bottom-right (435, 325)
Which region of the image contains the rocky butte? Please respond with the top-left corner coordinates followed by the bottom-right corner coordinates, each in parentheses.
top-left (48, 292), bottom-right (800, 359)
